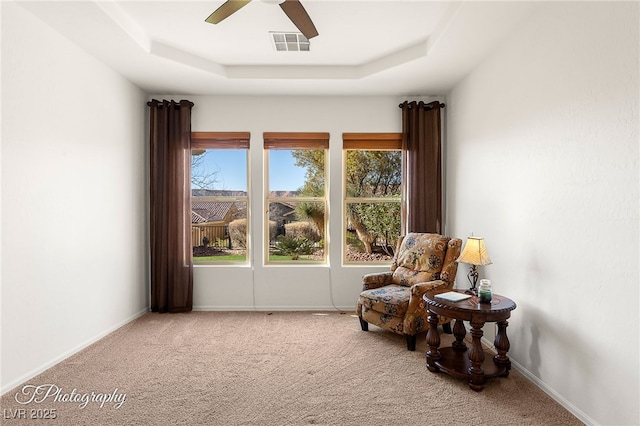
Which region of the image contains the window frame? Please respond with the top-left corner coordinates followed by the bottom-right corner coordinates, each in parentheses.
top-left (264, 132), bottom-right (330, 265)
top-left (191, 132), bottom-right (251, 266)
top-left (342, 132), bottom-right (403, 265)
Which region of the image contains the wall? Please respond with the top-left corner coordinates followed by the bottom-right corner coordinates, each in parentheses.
top-left (1, 3), bottom-right (148, 393)
top-left (446, 2), bottom-right (638, 425)
top-left (149, 94), bottom-right (439, 311)
top-left (4, 1), bottom-right (636, 423)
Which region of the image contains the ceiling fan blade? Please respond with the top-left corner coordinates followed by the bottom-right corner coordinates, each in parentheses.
top-left (205, 0), bottom-right (252, 24)
top-left (279, 0), bottom-right (318, 39)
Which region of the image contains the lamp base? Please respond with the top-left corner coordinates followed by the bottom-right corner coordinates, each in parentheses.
top-left (466, 265), bottom-right (479, 296)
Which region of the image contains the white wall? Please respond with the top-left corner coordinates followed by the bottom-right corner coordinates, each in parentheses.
top-left (4, 1), bottom-right (637, 424)
top-left (446, 2), bottom-right (638, 425)
top-left (150, 94), bottom-right (439, 311)
top-left (1, 3), bottom-right (148, 393)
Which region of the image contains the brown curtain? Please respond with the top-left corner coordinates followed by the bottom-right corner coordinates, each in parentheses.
top-left (147, 99), bottom-right (194, 313)
top-left (400, 100), bottom-right (445, 234)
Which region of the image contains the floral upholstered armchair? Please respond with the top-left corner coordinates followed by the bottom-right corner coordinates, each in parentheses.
top-left (356, 233), bottom-right (462, 351)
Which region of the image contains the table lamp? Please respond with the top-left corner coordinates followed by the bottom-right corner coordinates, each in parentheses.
top-left (456, 236), bottom-right (492, 295)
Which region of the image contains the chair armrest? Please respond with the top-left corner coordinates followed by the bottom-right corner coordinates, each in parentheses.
top-left (403, 280), bottom-right (453, 332)
top-left (410, 280), bottom-right (449, 298)
top-left (361, 271), bottom-right (393, 290)
top-left (407, 280), bottom-right (449, 315)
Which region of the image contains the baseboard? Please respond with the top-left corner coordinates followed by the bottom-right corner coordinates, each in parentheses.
top-left (1, 308), bottom-right (149, 396)
top-left (480, 336), bottom-right (596, 426)
top-left (193, 305), bottom-right (354, 312)
top-left (508, 358), bottom-right (596, 426)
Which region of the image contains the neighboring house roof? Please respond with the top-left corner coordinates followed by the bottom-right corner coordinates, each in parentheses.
top-left (192, 211), bottom-right (208, 224)
top-left (268, 201), bottom-right (297, 224)
top-left (192, 201), bottom-right (235, 224)
top-left (191, 190), bottom-right (299, 225)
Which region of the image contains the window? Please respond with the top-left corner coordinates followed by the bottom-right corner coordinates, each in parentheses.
top-left (191, 132), bottom-right (250, 264)
top-left (264, 132), bottom-right (329, 264)
top-left (343, 133), bottom-right (403, 264)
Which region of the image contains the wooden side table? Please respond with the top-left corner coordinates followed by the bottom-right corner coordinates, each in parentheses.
top-left (423, 289), bottom-right (517, 391)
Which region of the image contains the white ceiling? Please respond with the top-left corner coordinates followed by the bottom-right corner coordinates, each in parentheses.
top-left (17, 1), bottom-right (542, 96)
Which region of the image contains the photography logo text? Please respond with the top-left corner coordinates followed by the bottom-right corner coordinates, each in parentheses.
top-left (4, 383), bottom-right (127, 419)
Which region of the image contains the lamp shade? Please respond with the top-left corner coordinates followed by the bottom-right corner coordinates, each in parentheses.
top-left (457, 237), bottom-right (492, 266)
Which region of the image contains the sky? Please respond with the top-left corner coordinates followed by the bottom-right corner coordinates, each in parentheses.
top-left (193, 149), bottom-right (306, 192)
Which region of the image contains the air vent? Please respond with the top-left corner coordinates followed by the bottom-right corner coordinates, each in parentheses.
top-left (270, 32), bottom-right (310, 52)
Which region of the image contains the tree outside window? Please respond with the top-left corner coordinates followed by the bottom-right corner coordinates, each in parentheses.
top-left (343, 133), bottom-right (403, 264)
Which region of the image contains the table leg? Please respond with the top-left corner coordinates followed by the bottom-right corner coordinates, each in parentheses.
top-left (426, 311), bottom-right (441, 372)
top-left (468, 319), bottom-right (486, 391)
top-left (494, 319), bottom-right (511, 375)
top-left (452, 319), bottom-right (467, 352)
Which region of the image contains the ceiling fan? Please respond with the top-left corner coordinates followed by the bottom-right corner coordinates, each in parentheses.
top-left (205, 0), bottom-right (319, 40)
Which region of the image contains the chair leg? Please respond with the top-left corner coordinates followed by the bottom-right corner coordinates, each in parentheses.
top-left (405, 334), bottom-right (417, 351)
top-left (359, 316), bottom-right (369, 331)
top-left (442, 322), bottom-right (452, 334)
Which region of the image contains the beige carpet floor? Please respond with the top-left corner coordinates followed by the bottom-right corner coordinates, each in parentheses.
top-left (1, 311), bottom-right (583, 425)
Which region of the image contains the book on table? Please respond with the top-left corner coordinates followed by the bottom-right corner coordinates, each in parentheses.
top-left (434, 291), bottom-right (472, 302)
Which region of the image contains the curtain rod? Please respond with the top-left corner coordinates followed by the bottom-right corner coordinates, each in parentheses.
top-left (398, 101), bottom-right (445, 110)
top-left (147, 99), bottom-right (194, 108)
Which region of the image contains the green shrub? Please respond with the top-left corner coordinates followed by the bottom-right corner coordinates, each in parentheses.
top-left (273, 235), bottom-right (314, 260)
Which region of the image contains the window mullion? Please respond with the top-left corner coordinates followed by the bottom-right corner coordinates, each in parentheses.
top-left (196, 196), bottom-right (248, 203)
top-left (267, 196), bottom-right (325, 203)
top-left (345, 197), bottom-right (401, 204)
